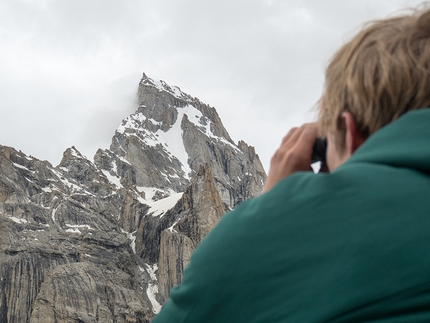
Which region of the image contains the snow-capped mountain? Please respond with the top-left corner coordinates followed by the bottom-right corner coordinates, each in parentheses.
top-left (95, 73), bottom-right (266, 207)
top-left (0, 73), bottom-right (266, 322)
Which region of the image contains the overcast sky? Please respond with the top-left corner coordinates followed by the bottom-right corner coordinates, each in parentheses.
top-left (0, 0), bottom-right (425, 171)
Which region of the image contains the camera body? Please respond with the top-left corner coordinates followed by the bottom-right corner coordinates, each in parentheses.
top-left (311, 138), bottom-right (327, 165)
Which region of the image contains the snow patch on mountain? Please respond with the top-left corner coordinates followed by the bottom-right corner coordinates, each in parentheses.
top-left (122, 230), bottom-right (137, 253)
top-left (101, 169), bottom-right (123, 189)
top-left (136, 187), bottom-right (182, 217)
top-left (116, 102), bottom-right (239, 179)
top-left (9, 216), bottom-right (27, 224)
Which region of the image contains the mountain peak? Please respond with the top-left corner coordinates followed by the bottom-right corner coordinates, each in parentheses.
top-left (139, 73), bottom-right (188, 100)
top-left (96, 72), bottom-right (267, 207)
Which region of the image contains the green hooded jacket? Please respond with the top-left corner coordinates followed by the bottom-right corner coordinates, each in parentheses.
top-left (152, 109), bottom-right (430, 322)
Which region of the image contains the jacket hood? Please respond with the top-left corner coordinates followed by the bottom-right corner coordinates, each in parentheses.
top-left (344, 108), bottom-right (430, 174)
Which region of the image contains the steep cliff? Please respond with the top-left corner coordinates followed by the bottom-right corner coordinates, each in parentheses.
top-left (0, 73), bottom-right (266, 322)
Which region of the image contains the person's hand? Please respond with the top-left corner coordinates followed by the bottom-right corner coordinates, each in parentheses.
top-left (263, 123), bottom-right (318, 193)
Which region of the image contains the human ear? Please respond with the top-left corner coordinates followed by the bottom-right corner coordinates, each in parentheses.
top-left (326, 112), bottom-right (366, 171)
top-left (341, 111), bottom-right (366, 157)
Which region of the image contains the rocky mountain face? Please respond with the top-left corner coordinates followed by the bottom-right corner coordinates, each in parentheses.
top-left (0, 73), bottom-right (266, 322)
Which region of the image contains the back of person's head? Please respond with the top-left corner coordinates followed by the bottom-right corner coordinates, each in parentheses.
top-left (318, 5), bottom-right (430, 148)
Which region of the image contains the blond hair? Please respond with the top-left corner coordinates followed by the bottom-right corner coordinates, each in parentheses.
top-left (318, 6), bottom-right (430, 148)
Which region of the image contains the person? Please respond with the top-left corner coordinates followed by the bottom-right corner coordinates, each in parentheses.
top-left (152, 6), bottom-right (430, 322)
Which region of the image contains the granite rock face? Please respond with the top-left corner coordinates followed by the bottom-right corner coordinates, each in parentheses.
top-left (0, 146), bottom-right (151, 323)
top-left (155, 164), bottom-right (229, 302)
top-left (0, 73), bottom-right (266, 322)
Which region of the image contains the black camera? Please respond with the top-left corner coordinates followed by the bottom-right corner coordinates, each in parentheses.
top-left (311, 138), bottom-right (327, 165)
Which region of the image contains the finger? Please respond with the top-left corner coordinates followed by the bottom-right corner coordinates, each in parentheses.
top-left (276, 124), bottom-right (318, 172)
top-left (269, 124), bottom-right (317, 174)
top-left (281, 127), bottom-right (299, 144)
top-left (281, 125), bottom-right (308, 147)
top-left (263, 124), bottom-right (317, 193)
top-left (294, 123), bottom-right (318, 151)
top-left (282, 123), bottom-right (317, 154)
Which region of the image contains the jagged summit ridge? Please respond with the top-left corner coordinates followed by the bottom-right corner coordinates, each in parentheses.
top-left (140, 72), bottom-right (190, 101)
top-left (136, 73), bottom-right (236, 147)
top-left (95, 72), bottom-right (266, 207)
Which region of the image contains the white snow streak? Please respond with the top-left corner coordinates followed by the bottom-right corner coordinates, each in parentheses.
top-left (156, 107), bottom-right (192, 177)
top-left (122, 230), bottom-right (137, 253)
top-left (102, 170), bottom-right (123, 188)
top-left (150, 78), bottom-right (186, 100)
top-left (65, 228), bottom-right (81, 234)
top-left (13, 162), bottom-right (34, 172)
top-left (70, 147), bottom-right (80, 158)
top-left (9, 216), bottom-right (27, 224)
top-left (167, 220), bottom-right (179, 233)
top-left (65, 224), bottom-right (94, 230)
top-left (147, 284), bottom-right (162, 314)
top-left (136, 188), bottom-right (182, 217)
top-left (143, 262), bottom-right (161, 314)
top-left (51, 204), bottom-right (59, 223)
top-left (145, 263), bottom-right (158, 281)
top-left (51, 168), bottom-right (86, 193)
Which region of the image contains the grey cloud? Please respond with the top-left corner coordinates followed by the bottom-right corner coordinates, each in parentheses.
top-left (0, 0), bottom-right (426, 170)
